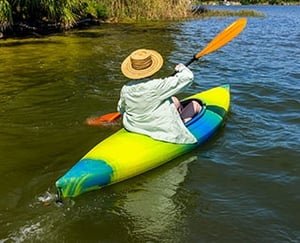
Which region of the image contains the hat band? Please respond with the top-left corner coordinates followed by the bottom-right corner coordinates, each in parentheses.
top-left (130, 55), bottom-right (153, 70)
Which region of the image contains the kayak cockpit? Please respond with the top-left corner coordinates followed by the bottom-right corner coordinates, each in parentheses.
top-left (183, 99), bottom-right (206, 127)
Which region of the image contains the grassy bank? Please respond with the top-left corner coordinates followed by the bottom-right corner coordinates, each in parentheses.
top-left (192, 8), bottom-right (265, 18)
top-left (102, 0), bottom-right (191, 21)
top-left (102, 0), bottom-right (265, 22)
top-left (0, 0), bottom-right (264, 38)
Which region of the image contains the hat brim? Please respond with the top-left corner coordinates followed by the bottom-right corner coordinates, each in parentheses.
top-left (121, 50), bottom-right (163, 79)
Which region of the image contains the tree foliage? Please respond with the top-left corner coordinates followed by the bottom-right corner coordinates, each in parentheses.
top-left (0, 0), bottom-right (107, 32)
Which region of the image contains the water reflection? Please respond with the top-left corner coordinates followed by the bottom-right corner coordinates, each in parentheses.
top-left (1, 155), bottom-right (198, 242)
top-left (113, 156), bottom-right (197, 242)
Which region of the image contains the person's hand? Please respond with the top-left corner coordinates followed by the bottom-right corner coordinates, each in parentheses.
top-left (175, 63), bottom-right (185, 72)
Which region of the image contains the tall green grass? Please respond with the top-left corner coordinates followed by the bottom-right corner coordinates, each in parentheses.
top-left (0, 0), bottom-right (192, 32)
top-left (0, 0), bottom-right (264, 35)
top-left (0, 0), bottom-right (12, 31)
top-left (0, 0), bottom-right (106, 31)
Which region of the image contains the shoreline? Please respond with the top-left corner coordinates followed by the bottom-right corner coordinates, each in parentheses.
top-left (0, 4), bottom-right (296, 40)
top-left (202, 1), bottom-right (300, 5)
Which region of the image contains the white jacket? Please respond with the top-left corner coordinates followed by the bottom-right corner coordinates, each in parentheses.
top-left (117, 65), bottom-right (197, 144)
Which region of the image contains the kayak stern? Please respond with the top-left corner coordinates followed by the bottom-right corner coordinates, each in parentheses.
top-left (56, 158), bottom-right (114, 197)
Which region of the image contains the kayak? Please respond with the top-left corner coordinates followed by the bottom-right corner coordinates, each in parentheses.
top-left (56, 84), bottom-right (230, 198)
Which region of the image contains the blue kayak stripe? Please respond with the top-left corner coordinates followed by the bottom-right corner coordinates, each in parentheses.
top-left (56, 158), bottom-right (113, 197)
top-left (77, 158), bottom-right (113, 187)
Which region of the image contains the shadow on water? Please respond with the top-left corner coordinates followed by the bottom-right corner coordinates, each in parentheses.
top-left (0, 39), bottom-right (64, 48)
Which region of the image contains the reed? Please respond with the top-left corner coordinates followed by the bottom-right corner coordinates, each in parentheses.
top-left (99, 0), bottom-right (191, 21)
top-left (99, 0), bottom-right (264, 21)
top-left (0, 0), bottom-right (264, 37)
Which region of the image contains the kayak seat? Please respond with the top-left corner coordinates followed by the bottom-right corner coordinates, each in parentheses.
top-left (182, 99), bottom-right (206, 127)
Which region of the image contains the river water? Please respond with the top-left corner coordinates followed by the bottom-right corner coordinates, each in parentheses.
top-left (0, 5), bottom-right (299, 242)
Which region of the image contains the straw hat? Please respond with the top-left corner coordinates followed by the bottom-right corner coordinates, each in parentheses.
top-left (121, 49), bottom-right (163, 79)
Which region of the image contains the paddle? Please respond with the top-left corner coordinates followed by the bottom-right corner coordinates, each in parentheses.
top-left (185, 17), bottom-right (247, 66)
top-left (85, 17), bottom-right (247, 126)
top-left (85, 111), bottom-right (121, 126)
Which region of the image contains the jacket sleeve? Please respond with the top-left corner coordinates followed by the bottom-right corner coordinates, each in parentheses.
top-left (117, 87), bottom-right (126, 114)
top-left (154, 65), bottom-right (194, 100)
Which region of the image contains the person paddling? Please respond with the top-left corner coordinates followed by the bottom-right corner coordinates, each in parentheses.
top-left (118, 49), bottom-right (201, 144)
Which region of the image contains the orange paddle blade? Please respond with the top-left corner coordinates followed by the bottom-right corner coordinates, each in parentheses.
top-left (195, 18), bottom-right (247, 59)
top-left (85, 112), bottom-right (121, 126)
